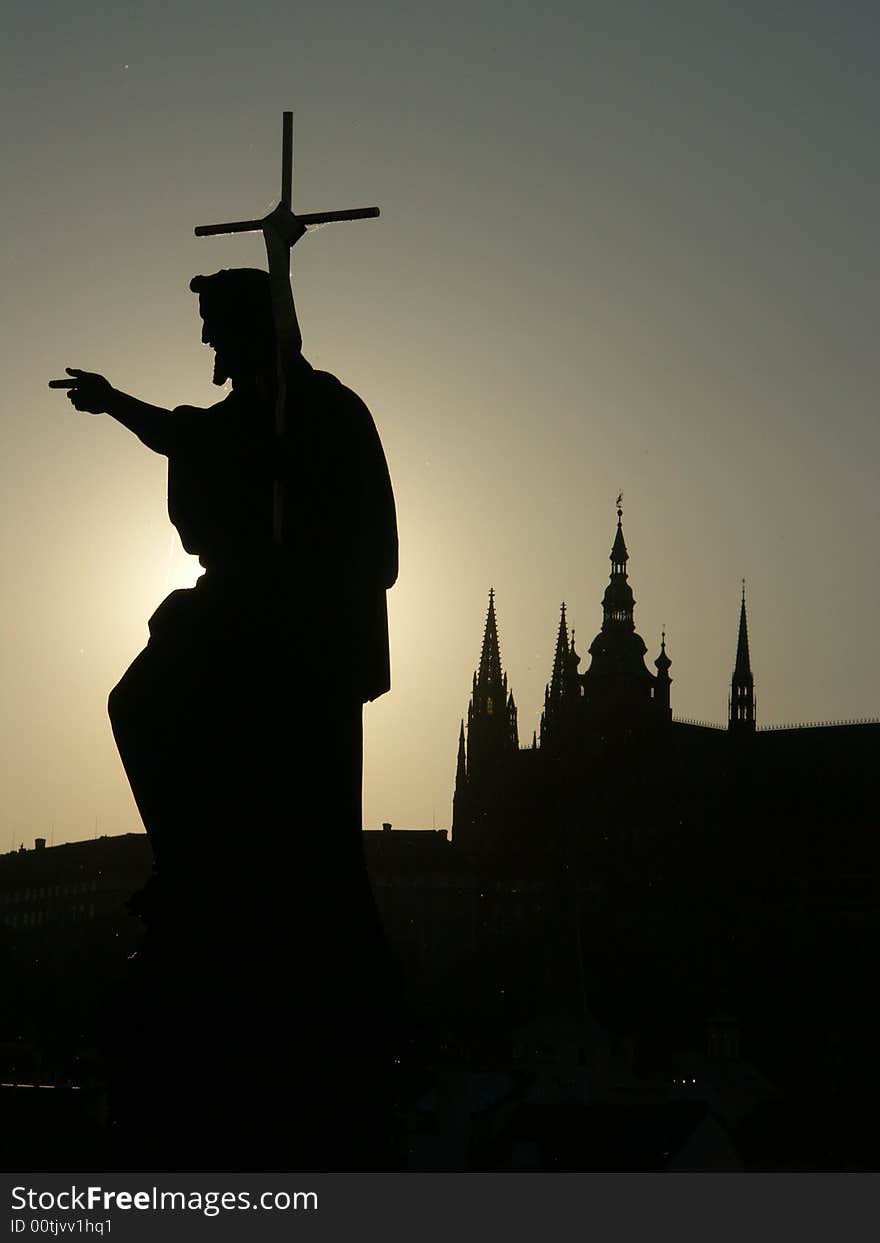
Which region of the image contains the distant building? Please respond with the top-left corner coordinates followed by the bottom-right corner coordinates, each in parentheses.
top-left (452, 502), bottom-right (879, 868)
top-left (0, 833), bottom-right (153, 937)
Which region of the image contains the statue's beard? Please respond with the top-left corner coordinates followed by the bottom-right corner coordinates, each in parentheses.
top-left (212, 351), bottom-right (230, 386)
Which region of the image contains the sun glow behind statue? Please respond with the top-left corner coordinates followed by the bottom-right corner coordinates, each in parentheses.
top-left (5, 3), bottom-right (879, 846)
top-left (162, 530), bottom-right (204, 595)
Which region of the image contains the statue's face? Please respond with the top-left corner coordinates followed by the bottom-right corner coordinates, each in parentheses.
top-left (197, 289), bottom-right (275, 387)
top-left (199, 302), bottom-right (233, 386)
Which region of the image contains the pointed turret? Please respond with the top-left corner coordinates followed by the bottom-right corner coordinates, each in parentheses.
top-left (456, 719), bottom-right (467, 785)
top-left (654, 629), bottom-right (672, 718)
top-left (452, 718), bottom-right (468, 830)
top-left (565, 629), bottom-right (581, 697)
top-left (453, 590), bottom-right (519, 846)
top-left (540, 603), bottom-right (584, 749)
top-left (610, 516), bottom-right (628, 573)
top-left (729, 582), bottom-right (755, 733)
top-left (451, 719), bottom-right (469, 840)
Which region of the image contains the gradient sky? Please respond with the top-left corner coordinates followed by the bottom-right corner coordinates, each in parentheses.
top-left (2, 2), bottom-right (879, 846)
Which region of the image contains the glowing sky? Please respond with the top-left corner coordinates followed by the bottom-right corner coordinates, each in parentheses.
top-left (3, 2), bottom-right (879, 845)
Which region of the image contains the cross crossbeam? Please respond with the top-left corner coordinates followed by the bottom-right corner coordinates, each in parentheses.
top-left (194, 113), bottom-right (379, 241)
top-left (194, 112), bottom-right (380, 545)
top-left (195, 205), bottom-right (380, 238)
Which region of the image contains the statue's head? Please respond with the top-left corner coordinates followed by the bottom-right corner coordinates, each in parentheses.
top-left (189, 269), bottom-right (276, 387)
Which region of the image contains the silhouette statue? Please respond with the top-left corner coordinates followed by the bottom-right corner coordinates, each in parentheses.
top-left (51, 258), bottom-right (398, 1167)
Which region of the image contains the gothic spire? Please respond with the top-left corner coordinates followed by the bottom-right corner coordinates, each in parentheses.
top-left (549, 602), bottom-right (570, 702)
top-left (478, 587), bottom-right (504, 689)
top-left (729, 581), bottom-right (755, 732)
top-left (734, 581), bottom-right (752, 680)
top-left (454, 591), bottom-right (518, 847)
top-left (466, 589), bottom-right (518, 757)
top-left (540, 604), bottom-right (583, 749)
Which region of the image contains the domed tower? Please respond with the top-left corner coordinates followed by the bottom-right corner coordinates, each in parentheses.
top-left (579, 500), bottom-right (658, 725)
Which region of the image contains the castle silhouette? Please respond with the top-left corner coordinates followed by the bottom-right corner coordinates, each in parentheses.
top-left (452, 502), bottom-right (877, 866)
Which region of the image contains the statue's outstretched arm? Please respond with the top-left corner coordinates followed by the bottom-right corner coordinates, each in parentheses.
top-left (50, 368), bottom-right (172, 455)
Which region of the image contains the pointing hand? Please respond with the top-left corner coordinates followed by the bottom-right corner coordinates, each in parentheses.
top-left (49, 368), bottom-right (115, 414)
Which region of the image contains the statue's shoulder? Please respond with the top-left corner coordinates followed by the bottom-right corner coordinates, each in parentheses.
top-left (310, 367), bottom-right (360, 400)
top-left (308, 368), bottom-right (376, 430)
top-left (171, 402), bottom-right (208, 422)
top-left (169, 395), bottom-right (238, 451)
top-left (171, 394), bottom-right (235, 422)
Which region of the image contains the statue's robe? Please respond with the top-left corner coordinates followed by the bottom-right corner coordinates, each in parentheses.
top-left (105, 360), bottom-right (399, 1170)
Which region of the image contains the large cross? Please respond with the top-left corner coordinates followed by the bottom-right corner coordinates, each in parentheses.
top-left (195, 112), bottom-right (380, 544)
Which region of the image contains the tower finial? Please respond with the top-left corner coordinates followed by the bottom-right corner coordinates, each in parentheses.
top-left (655, 629), bottom-right (671, 669)
top-left (616, 491), bottom-right (623, 521)
top-left (608, 502), bottom-right (630, 580)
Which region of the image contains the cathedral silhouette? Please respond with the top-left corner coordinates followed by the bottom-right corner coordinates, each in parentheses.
top-left (452, 502), bottom-right (877, 866)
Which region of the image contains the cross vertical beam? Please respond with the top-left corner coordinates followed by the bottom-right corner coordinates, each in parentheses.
top-left (194, 112), bottom-right (380, 546)
top-left (280, 112), bottom-right (293, 210)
